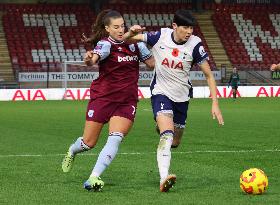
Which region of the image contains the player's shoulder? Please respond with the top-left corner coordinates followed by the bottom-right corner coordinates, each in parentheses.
top-left (96, 39), bottom-right (111, 46)
top-left (160, 27), bottom-right (173, 34)
top-left (158, 28), bottom-right (173, 39)
top-left (188, 35), bottom-right (202, 46)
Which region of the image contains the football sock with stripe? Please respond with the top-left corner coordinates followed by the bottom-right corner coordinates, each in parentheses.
top-left (69, 137), bottom-right (91, 155)
top-left (90, 132), bottom-right (123, 177)
top-left (157, 130), bottom-right (174, 183)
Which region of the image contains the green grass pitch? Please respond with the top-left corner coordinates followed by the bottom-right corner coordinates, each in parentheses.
top-left (0, 98), bottom-right (279, 205)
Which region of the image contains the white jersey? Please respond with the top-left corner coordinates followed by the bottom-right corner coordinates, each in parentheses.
top-left (144, 28), bottom-right (209, 102)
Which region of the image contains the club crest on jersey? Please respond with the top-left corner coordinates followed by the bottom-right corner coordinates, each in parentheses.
top-left (129, 44), bottom-right (135, 52)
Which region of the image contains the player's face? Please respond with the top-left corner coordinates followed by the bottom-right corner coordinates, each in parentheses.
top-left (105, 17), bottom-right (125, 41)
top-left (173, 24), bottom-right (193, 42)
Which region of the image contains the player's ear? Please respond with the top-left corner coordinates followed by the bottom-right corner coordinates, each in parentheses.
top-left (105, 25), bottom-right (110, 33)
top-left (172, 23), bottom-right (178, 30)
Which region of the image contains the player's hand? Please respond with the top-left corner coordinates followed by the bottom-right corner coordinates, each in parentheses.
top-left (84, 51), bottom-right (94, 66)
top-left (129, 25), bottom-right (146, 36)
top-left (81, 33), bottom-right (90, 43)
top-left (270, 64), bottom-right (277, 71)
top-left (212, 101), bottom-right (224, 126)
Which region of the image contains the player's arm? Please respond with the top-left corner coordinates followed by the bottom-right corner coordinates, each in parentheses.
top-left (84, 40), bottom-right (111, 66)
top-left (192, 41), bottom-right (224, 125)
top-left (137, 41), bottom-right (155, 69)
top-left (228, 74), bottom-right (232, 86)
top-left (84, 51), bottom-right (99, 66)
top-left (200, 61), bottom-right (224, 125)
top-left (143, 56), bottom-right (155, 69)
top-left (271, 63), bottom-right (280, 71)
top-left (237, 74), bottom-right (240, 85)
top-left (124, 25), bottom-right (161, 47)
top-left (123, 25), bottom-right (146, 43)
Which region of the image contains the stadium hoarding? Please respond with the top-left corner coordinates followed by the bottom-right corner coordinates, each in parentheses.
top-left (18, 71), bottom-right (222, 82)
top-left (272, 71), bottom-right (280, 80)
top-left (0, 86), bottom-right (279, 101)
top-left (18, 72), bottom-right (98, 82)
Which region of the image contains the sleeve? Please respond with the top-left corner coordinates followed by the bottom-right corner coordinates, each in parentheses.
top-left (143, 30), bottom-right (161, 47)
top-left (137, 42), bottom-right (152, 62)
top-left (228, 74), bottom-right (232, 84)
top-left (192, 42), bottom-right (209, 65)
top-left (93, 40), bottom-right (111, 61)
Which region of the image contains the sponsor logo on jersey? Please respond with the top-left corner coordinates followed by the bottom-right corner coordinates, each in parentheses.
top-left (118, 55), bottom-right (138, 62)
top-left (95, 44), bottom-right (103, 50)
top-left (129, 44), bottom-right (135, 52)
top-left (161, 58), bottom-right (183, 70)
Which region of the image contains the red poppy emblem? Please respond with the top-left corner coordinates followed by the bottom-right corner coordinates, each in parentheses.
top-left (172, 48), bottom-right (179, 57)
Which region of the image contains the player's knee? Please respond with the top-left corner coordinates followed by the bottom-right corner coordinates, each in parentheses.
top-left (82, 138), bottom-right (96, 148)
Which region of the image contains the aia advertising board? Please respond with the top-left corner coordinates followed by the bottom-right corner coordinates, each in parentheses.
top-left (0, 86), bottom-right (279, 101)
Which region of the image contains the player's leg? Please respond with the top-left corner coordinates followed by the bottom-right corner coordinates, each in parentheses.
top-left (172, 101), bottom-right (189, 148)
top-left (172, 126), bottom-right (184, 148)
top-left (151, 94), bottom-right (176, 192)
top-left (62, 99), bottom-right (106, 173)
top-left (156, 113), bottom-right (177, 192)
top-left (155, 123), bottom-right (184, 147)
top-left (233, 88), bottom-right (236, 99)
top-left (62, 121), bottom-right (103, 173)
top-left (235, 86), bottom-right (238, 99)
top-left (84, 103), bottom-right (135, 191)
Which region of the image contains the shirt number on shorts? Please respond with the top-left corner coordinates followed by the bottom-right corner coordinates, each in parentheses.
top-left (131, 105), bottom-right (136, 115)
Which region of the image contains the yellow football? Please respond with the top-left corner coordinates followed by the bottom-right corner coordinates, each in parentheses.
top-left (240, 168), bottom-right (268, 195)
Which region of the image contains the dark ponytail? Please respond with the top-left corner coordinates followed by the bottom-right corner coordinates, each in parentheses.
top-left (85, 10), bottom-right (123, 47)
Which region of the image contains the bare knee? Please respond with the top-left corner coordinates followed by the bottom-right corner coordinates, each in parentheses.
top-left (82, 121), bottom-right (103, 148)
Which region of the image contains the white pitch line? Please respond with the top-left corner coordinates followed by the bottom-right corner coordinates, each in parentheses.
top-left (0, 149), bottom-right (279, 158)
top-left (142, 109), bottom-right (152, 112)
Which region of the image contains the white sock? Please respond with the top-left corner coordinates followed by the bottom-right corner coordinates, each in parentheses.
top-left (157, 130), bottom-right (173, 183)
top-left (90, 132), bottom-right (123, 178)
top-left (69, 137), bottom-right (91, 155)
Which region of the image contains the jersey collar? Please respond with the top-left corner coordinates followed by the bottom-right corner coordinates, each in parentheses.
top-left (108, 36), bottom-right (124, 44)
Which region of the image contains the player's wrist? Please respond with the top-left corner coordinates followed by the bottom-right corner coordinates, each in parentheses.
top-left (128, 30), bottom-right (137, 38)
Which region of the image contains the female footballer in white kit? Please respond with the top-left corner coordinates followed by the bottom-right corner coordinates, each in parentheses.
top-left (125, 9), bottom-right (224, 192)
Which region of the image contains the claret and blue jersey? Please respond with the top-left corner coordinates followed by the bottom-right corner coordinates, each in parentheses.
top-left (90, 36), bottom-right (152, 103)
